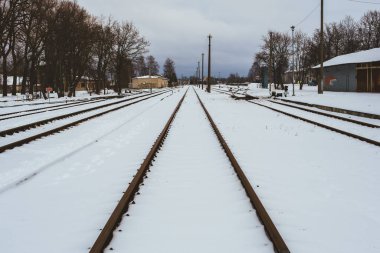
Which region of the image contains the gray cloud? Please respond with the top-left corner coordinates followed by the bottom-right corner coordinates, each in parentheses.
top-left (76, 0), bottom-right (376, 77)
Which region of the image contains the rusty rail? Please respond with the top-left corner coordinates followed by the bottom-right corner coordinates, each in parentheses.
top-left (194, 88), bottom-right (290, 253)
top-left (89, 89), bottom-right (188, 253)
top-left (0, 91), bottom-right (168, 137)
top-left (0, 91), bottom-right (170, 153)
top-left (250, 100), bottom-right (380, 147)
top-left (212, 88), bottom-right (380, 147)
top-left (268, 99), bottom-right (380, 128)
top-left (0, 95), bottom-right (124, 117)
top-left (278, 98), bottom-right (380, 120)
top-left (0, 98), bottom-right (109, 121)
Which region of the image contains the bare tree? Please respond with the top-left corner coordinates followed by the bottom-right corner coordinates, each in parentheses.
top-left (340, 16), bottom-right (360, 54)
top-left (114, 21), bottom-right (149, 93)
top-left (256, 31), bottom-right (290, 89)
top-left (359, 10), bottom-right (380, 50)
top-left (0, 0), bottom-right (25, 96)
top-left (163, 58), bottom-right (177, 86)
top-left (146, 55), bottom-right (159, 75)
top-left (91, 17), bottom-right (116, 94)
top-left (1, 0), bottom-right (152, 98)
top-left (134, 55), bottom-right (148, 76)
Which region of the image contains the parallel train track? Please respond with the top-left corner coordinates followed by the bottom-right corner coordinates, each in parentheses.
top-left (0, 90), bottom-right (171, 153)
top-left (89, 87), bottom-right (289, 253)
top-left (212, 87), bottom-right (380, 147)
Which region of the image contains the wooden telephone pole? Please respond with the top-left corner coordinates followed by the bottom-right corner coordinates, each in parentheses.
top-left (319, 0), bottom-right (324, 94)
top-left (201, 53), bottom-right (204, 90)
top-left (207, 34), bottom-right (212, 93)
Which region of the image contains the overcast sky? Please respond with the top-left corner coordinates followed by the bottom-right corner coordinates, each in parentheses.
top-left (76, 0), bottom-right (377, 77)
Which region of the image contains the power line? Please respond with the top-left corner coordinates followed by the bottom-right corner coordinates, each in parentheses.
top-left (295, 3), bottom-right (320, 28)
top-left (348, 0), bottom-right (380, 4)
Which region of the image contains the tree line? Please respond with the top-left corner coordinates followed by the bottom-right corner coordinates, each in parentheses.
top-left (0, 0), bottom-right (179, 97)
top-left (249, 10), bottom-right (380, 89)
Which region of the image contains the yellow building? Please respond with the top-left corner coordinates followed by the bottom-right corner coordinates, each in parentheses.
top-left (131, 75), bottom-right (169, 89)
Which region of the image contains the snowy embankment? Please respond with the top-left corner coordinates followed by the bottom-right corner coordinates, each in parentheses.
top-left (0, 88), bottom-right (185, 253)
top-left (282, 90), bottom-right (380, 115)
top-left (106, 88), bottom-right (272, 253)
top-left (243, 83), bottom-right (380, 115)
top-left (0, 88), bottom-right (158, 107)
top-left (254, 100), bottom-right (380, 142)
top-left (0, 90), bottom-right (118, 105)
top-left (0, 93), bottom-right (167, 148)
top-left (197, 88), bottom-right (380, 253)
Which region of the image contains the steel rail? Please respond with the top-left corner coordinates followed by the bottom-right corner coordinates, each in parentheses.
top-left (249, 100), bottom-right (380, 147)
top-left (0, 91), bottom-right (168, 137)
top-left (212, 88), bottom-right (380, 147)
top-left (89, 89), bottom-right (188, 253)
top-left (0, 91), bottom-right (170, 153)
top-left (1, 91), bottom-right (154, 120)
top-left (0, 100), bottom-right (84, 117)
top-left (267, 99), bottom-right (380, 128)
top-left (0, 99), bottom-right (110, 121)
top-left (0, 95), bottom-right (123, 114)
top-left (278, 98), bottom-right (380, 120)
top-left (194, 88), bottom-right (290, 253)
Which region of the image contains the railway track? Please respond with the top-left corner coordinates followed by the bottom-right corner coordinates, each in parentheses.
top-left (0, 98), bottom-right (110, 121)
top-left (0, 91), bottom-right (162, 121)
top-left (89, 87), bottom-right (289, 253)
top-left (212, 88), bottom-right (380, 147)
top-left (0, 90), bottom-right (171, 153)
top-left (278, 97), bottom-right (380, 120)
top-left (0, 94), bottom-right (126, 109)
top-left (267, 99), bottom-right (380, 128)
top-left (0, 92), bottom-right (148, 119)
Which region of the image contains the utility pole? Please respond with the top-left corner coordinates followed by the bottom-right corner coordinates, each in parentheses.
top-left (207, 34), bottom-right (212, 93)
top-left (201, 53), bottom-right (204, 90)
top-left (269, 31), bottom-right (273, 94)
top-left (218, 72), bottom-right (221, 87)
top-left (319, 0), bottom-right (324, 94)
top-left (291, 25), bottom-right (295, 96)
top-left (198, 61), bottom-right (201, 88)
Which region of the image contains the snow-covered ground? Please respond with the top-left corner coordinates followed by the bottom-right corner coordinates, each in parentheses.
top-left (0, 93), bottom-right (170, 148)
top-left (0, 88), bottom-right (157, 107)
top-left (0, 90), bottom-right (117, 105)
top-left (0, 85), bottom-right (378, 253)
top-left (240, 83), bottom-right (380, 115)
top-left (197, 88), bottom-right (380, 253)
top-left (0, 91), bottom-right (164, 131)
top-left (106, 88), bottom-right (272, 253)
top-left (0, 88), bottom-right (185, 253)
top-left (252, 100), bottom-right (380, 142)
top-left (269, 99), bottom-right (380, 126)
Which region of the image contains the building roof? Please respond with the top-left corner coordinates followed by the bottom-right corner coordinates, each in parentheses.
top-left (133, 75), bottom-right (168, 80)
top-left (313, 48), bottom-right (380, 68)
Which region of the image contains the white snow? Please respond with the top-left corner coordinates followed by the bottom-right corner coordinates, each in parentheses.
top-left (219, 84), bottom-right (380, 115)
top-left (253, 99), bottom-right (380, 142)
top-left (0, 93), bottom-right (171, 148)
top-left (133, 75), bottom-right (168, 79)
top-left (313, 48), bottom-right (380, 68)
top-left (280, 86), bottom-right (380, 115)
top-left (106, 88), bottom-right (272, 253)
top-left (197, 88), bottom-right (380, 253)
top-left (0, 85), bottom-right (379, 253)
top-left (0, 89), bottom-right (185, 253)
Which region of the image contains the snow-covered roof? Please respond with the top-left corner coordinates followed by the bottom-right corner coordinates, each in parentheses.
top-left (133, 75), bottom-right (167, 79)
top-left (313, 48), bottom-right (380, 68)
